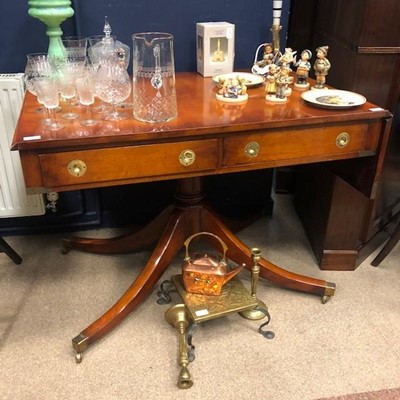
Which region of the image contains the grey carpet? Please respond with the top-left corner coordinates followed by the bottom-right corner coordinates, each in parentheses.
top-left (1, 195), bottom-right (399, 400)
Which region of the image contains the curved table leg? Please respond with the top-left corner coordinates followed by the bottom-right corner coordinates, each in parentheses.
top-left (200, 205), bottom-right (336, 301)
top-left (69, 176), bottom-right (336, 362)
top-left (72, 207), bottom-right (187, 362)
top-left (62, 205), bottom-right (174, 255)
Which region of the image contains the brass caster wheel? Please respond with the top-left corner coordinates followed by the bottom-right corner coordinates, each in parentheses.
top-left (61, 240), bottom-right (71, 255)
top-left (321, 295), bottom-right (331, 304)
top-left (75, 352), bottom-right (83, 364)
top-left (61, 246), bottom-right (71, 255)
top-left (72, 334), bottom-right (88, 364)
top-left (321, 282), bottom-right (336, 304)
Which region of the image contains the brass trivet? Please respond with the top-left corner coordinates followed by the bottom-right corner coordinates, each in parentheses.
top-left (171, 274), bottom-right (258, 323)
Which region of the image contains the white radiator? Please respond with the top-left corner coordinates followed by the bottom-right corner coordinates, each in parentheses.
top-left (0, 73), bottom-right (45, 218)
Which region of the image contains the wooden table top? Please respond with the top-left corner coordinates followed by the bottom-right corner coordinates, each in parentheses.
top-left (12, 71), bottom-right (391, 152)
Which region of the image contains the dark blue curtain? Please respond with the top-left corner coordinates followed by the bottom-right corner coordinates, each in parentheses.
top-left (1, 0), bottom-right (291, 74)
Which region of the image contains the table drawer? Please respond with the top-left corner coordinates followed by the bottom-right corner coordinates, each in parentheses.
top-left (223, 124), bottom-right (374, 167)
top-left (39, 139), bottom-right (218, 187)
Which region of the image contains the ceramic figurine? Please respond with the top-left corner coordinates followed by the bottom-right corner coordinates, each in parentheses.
top-left (252, 43), bottom-right (274, 75)
top-left (313, 46), bottom-right (331, 89)
top-left (294, 49), bottom-right (312, 89)
top-left (265, 64), bottom-right (279, 99)
top-left (258, 43), bottom-right (274, 68)
top-left (216, 76), bottom-right (248, 103)
top-left (279, 48), bottom-right (297, 70)
top-left (276, 67), bottom-right (294, 99)
top-left (267, 66), bottom-right (293, 102)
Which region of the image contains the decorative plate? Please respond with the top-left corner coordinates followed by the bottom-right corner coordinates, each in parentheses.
top-left (212, 72), bottom-right (265, 88)
top-left (301, 89), bottom-right (366, 109)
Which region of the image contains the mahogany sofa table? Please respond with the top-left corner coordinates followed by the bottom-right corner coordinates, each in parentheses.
top-left (12, 72), bottom-right (391, 362)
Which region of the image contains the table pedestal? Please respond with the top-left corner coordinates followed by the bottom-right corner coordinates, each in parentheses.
top-left (63, 177), bottom-right (335, 362)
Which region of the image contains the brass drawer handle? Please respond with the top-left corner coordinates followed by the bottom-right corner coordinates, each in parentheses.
top-left (336, 132), bottom-right (350, 148)
top-left (68, 159), bottom-right (87, 177)
top-left (245, 141), bottom-right (260, 158)
top-left (179, 149), bottom-right (196, 166)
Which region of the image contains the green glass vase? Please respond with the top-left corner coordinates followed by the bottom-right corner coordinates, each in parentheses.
top-left (27, 0), bottom-right (75, 58)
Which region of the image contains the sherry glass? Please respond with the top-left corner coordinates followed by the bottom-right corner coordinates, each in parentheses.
top-left (75, 68), bottom-right (99, 126)
top-left (32, 77), bottom-right (53, 126)
top-left (34, 77), bottom-right (64, 131)
top-left (95, 62), bottom-right (132, 121)
top-left (61, 37), bottom-right (88, 109)
top-left (59, 61), bottom-right (81, 120)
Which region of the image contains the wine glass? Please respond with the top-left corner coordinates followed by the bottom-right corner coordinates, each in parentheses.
top-left (62, 36), bottom-right (88, 65)
top-left (34, 77), bottom-right (64, 131)
top-left (23, 53), bottom-right (59, 113)
top-left (24, 53), bottom-right (47, 95)
top-left (95, 62), bottom-right (132, 121)
top-left (75, 68), bottom-right (99, 126)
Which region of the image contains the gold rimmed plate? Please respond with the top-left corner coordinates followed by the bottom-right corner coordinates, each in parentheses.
top-left (301, 89), bottom-right (366, 109)
top-left (212, 72), bottom-right (265, 88)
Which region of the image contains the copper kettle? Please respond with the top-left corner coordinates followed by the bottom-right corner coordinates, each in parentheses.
top-left (182, 232), bottom-right (244, 296)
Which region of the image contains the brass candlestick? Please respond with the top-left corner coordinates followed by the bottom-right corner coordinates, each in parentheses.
top-left (165, 304), bottom-right (194, 389)
top-left (239, 248), bottom-right (268, 320)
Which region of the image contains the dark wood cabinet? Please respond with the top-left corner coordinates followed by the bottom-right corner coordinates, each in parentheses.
top-left (310, 0), bottom-right (400, 112)
top-left (288, 0), bottom-right (400, 269)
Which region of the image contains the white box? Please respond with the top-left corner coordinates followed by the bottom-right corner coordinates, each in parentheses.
top-left (196, 22), bottom-right (235, 77)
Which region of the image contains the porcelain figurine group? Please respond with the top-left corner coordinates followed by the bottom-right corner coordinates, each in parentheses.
top-left (216, 75), bottom-right (248, 103)
top-left (264, 45), bottom-right (330, 102)
top-left (215, 44), bottom-right (331, 104)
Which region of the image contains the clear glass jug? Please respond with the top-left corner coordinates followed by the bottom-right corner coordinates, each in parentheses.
top-left (132, 32), bottom-right (177, 123)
